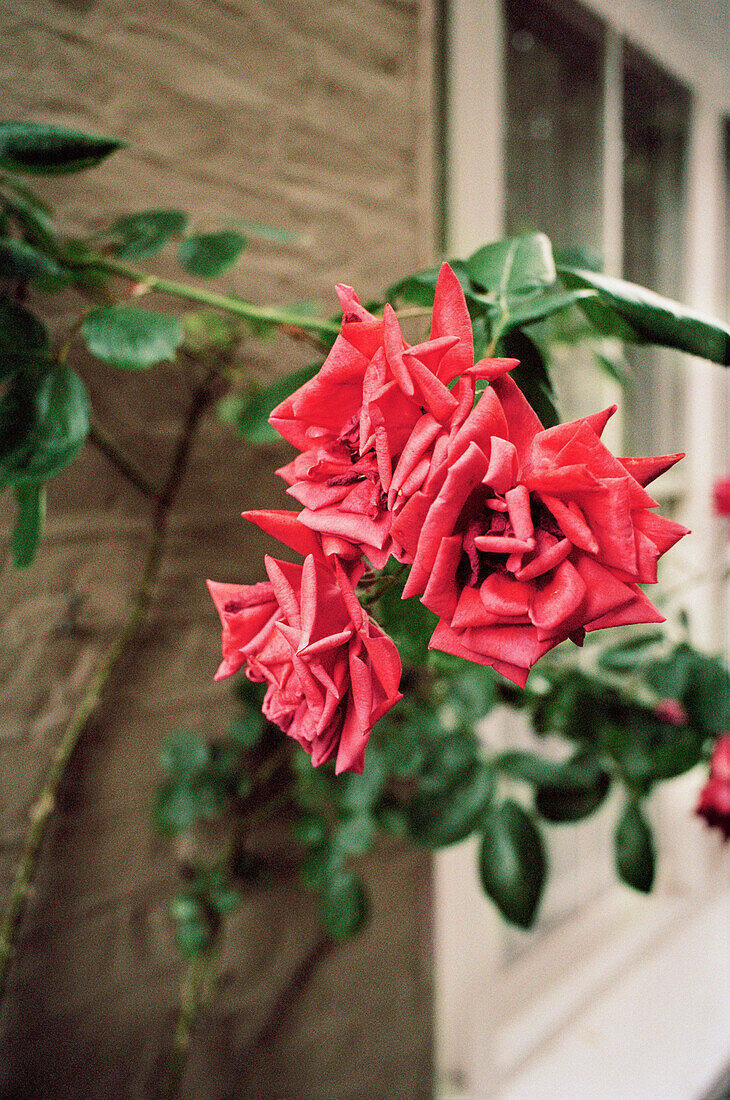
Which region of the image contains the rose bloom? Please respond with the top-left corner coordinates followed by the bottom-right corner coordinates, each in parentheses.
top-left (696, 734), bottom-right (730, 840)
top-left (394, 373), bottom-right (689, 687)
top-left (208, 551), bottom-right (402, 774)
top-left (713, 474), bottom-right (730, 517)
top-left (269, 263), bottom-right (516, 569)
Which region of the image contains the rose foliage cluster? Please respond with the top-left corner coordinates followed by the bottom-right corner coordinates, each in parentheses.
top-left (209, 264), bottom-right (689, 775)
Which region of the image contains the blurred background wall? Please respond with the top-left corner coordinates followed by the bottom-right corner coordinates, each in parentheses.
top-left (0, 2), bottom-right (437, 1096)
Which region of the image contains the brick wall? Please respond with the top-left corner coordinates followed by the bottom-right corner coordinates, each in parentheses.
top-left (0, 2), bottom-right (435, 1095)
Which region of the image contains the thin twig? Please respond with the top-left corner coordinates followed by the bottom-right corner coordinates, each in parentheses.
top-left (0, 373), bottom-right (216, 1008)
top-left (89, 419), bottom-right (160, 502)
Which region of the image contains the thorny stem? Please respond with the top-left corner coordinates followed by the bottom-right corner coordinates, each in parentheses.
top-left (0, 372), bottom-right (217, 1010)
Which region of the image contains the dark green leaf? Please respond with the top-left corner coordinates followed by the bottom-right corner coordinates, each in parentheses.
top-left (596, 630), bottom-right (665, 673)
top-left (0, 365), bottom-right (89, 484)
top-left (500, 289), bottom-right (598, 333)
top-left (497, 750), bottom-right (604, 791)
top-left (0, 238), bottom-right (69, 287)
top-left (159, 730), bottom-right (210, 780)
top-left (10, 482), bottom-right (45, 567)
top-left (448, 665), bottom-right (498, 723)
top-left (377, 806), bottom-right (410, 836)
top-left (645, 644), bottom-right (695, 699)
top-left (418, 730), bottom-right (480, 796)
top-left (81, 306), bottom-right (183, 370)
top-left (110, 208), bottom-right (188, 260)
top-left (319, 870), bottom-right (368, 938)
top-left (615, 801), bottom-right (655, 892)
top-left (558, 266), bottom-right (730, 366)
top-left (292, 815), bottom-right (327, 846)
top-left (153, 780), bottom-right (203, 836)
top-left (335, 812), bottom-right (377, 856)
top-left (337, 747), bottom-right (386, 813)
top-left (479, 800), bottom-right (546, 928)
top-left (535, 764), bottom-right (611, 823)
top-left (228, 712), bottom-right (264, 750)
top-left (380, 722), bottom-right (425, 778)
top-left (468, 233), bottom-right (556, 298)
top-left (496, 328), bottom-right (560, 428)
top-left (300, 840), bottom-right (342, 891)
top-left (217, 363), bottom-right (319, 444)
top-left (2, 192), bottom-right (57, 250)
top-left (0, 300), bottom-right (49, 355)
top-left (686, 653), bottom-right (730, 734)
top-left (209, 886), bottom-right (242, 916)
top-left (376, 577), bottom-right (439, 665)
top-left (409, 763), bottom-right (494, 848)
top-left (178, 230), bottom-right (247, 277)
top-left (175, 916), bottom-right (211, 959)
top-left (0, 121), bottom-right (126, 175)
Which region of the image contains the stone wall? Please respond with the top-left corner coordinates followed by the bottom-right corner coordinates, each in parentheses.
top-left (0, 2), bottom-right (436, 1096)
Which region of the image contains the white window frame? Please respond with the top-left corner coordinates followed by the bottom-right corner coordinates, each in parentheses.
top-left (438, 3), bottom-right (730, 1096)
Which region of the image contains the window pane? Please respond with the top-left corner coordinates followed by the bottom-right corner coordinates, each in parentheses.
top-left (503, 0), bottom-right (609, 427)
top-left (622, 45), bottom-right (690, 454)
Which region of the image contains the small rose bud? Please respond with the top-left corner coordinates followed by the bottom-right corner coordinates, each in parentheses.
top-left (713, 475), bottom-right (730, 517)
top-left (696, 734), bottom-right (730, 841)
top-left (653, 697), bottom-right (688, 727)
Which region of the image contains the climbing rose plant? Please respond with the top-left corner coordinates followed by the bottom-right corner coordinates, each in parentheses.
top-left (2, 125), bottom-right (730, 1084)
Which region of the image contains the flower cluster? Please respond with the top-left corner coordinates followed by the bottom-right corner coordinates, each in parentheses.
top-left (696, 735), bottom-right (730, 840)
top-left (209, 265), bottom-right (688, 769)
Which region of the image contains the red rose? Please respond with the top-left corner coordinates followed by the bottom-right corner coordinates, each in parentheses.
top-left (713, 475), bottom-right (730, 517)
top-left (696, 734), bottom-right (730, 840)
top-left (396, 373), bottom-right (688, 687)
top-left (269, 263), bottom-right (516, 568)
top-left (208, 554), bottom-right (402, 774)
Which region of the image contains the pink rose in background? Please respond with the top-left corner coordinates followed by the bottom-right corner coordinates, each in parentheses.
top-left (713, 474), bottom-right (730, 518)
top-left (696, 734), bottom-right (730, 840)
top-left (396, 373), bottom-right (689, 687)
top-left (208, 554), bottom-right (402, 774)
top-left (269, 263), bottom-right (516, 568)
top-left (653, 697), bottom-right (689, 727)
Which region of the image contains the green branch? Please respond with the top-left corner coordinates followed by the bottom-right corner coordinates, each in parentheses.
top-left (80, 254), bottom-right (340, 343)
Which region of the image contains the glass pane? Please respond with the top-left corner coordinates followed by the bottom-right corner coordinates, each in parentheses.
top-left (622, 45), bottom-right (690, 454)
top-left (503, 0), bottom-right (609, 426)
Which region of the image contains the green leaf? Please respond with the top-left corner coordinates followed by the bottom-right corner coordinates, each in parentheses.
top-left (153, 780), bottom-right (203, 836)
top-left (468, 233), bottom-right (556, 298)
top-left (0, 238), bottom-right (69, 288)
top-left (110, 208), bottom-right (188, 260)
top-left (376, 574), bottom-right (439, 665)
top-left (686, 653), bottom-right (730, 734)
top-left (169, 895), bottom-right (204, 923)
top-left (409, 763), bottom-right (494, 848)
top-left (497, 750), bottom-right (605, 791)
top-left (496, 328), bottom-right (560, 428)
top-left (0, 121), bottom-right (126, 175)
top-left (377, 806), bottom-right (410, 836)
top-left (159, 730), bottom-right (210, 780)
top-left (217, 362), bottom-right (319, 443)
top-left (219, 218), bottom-right (298, 243)
top-left (596, 630), bottom-right (665, 673)
top-left (300, 840), bottom-right (342, 891)
top-left (499, 289), bottom-right (599, 333)
top-left (615, 801), bottom-right (655, 892)
top-left (182, 309), bottom-right (242, 355)
top-left (335, 812), bottom-right (377, 856)
top-left (319, 870), bottom-right (368, 938)
top-left (81, 306), bottom-right (184, 370)
top-left (178, 230), bottom-right (247, 277)
top-left (479, 800), bottom-right (546, 928)
top-left (337, 747), bottom-right (387, 813)
top-left (209, 886), bottom-right (242, 917)
top-left (175, 916), bottom-right (211, 960)
top-left (10, 482), bottom-right (45, 567)
top-left (418, 730), bottom-right (480, 796)
top-left (535, 758), bottom-right (611, 823)
top-left (292, 815), bottom-right (327, 847)
top-left (380, 722), bottom-right (425, 778)
top-left (2, 192), bottom-right (57, 250)
top-left (448, 665), bottom-right (498, 723)
top-left (0, 300), bottom-right (49, 355)
top-left (645, 644), bottom-right (695, 699)
top-left (228, 712), bottom-right (264, 750)
top-left (0, 365), bottom-right (90, 484)
top-left (558, 266), bottom-right (730, 366)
